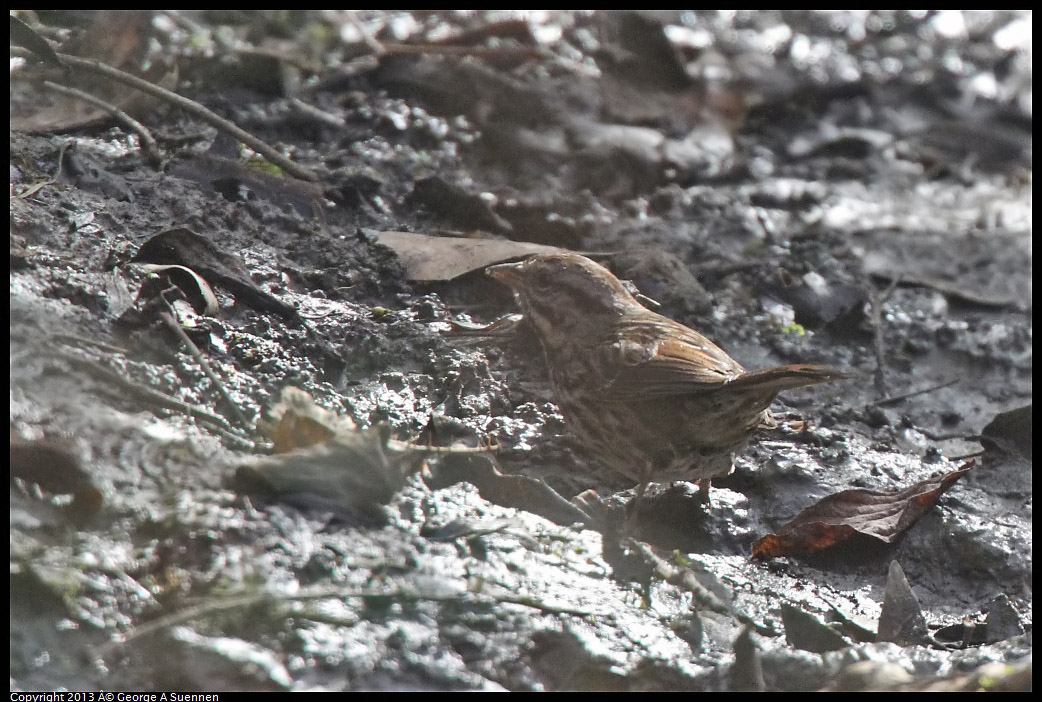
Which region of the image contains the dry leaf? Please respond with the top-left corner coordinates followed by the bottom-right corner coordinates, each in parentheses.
top-left (261, 386), bottom-right (355, 453)
top-left (366, 230), bottom-right (567, 281)
top-left (137, 264), bottom-right (220, 316)
top-left (981, 404), bottom-right (1032, 459)
top-left (235, 388), bottom-right (425, 522)
top-left (133, 227), bottom-right (297, 318)
top-left (752, 463), bottom-right (973, 560)
top-left (877, 560), bottom-right (927, 645)
top-left (233, 428), bottom-right (411, 524)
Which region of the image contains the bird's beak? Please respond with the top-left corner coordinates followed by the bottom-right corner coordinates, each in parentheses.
top-left (486, 260), bottom-right (524, 288)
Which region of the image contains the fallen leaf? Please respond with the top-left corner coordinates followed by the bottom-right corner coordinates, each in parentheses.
top-left (233, 423), bottom-right (421, 524)
top-left (133, 227), bottom-right (297, 319)
top-left (365, 229), bottom-right (567, 281)
top-left (877, 560), bottom-right (926, 645)
top-left (260, 386), bottom-right (356, 453)
top-left (136, 264), bottom-right (220, 316)
top-left (780, 602), bottom-right (849, 652)
top-left (751, 463), bottom-right (973, 560)
top-left (981, 404), bottom-right (1032, 460)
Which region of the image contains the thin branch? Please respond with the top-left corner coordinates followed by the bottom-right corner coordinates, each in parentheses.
top-left (624, 538), bottom-right (731, 616)
top-left (869, 378), bottom-right (958, 407)
top-left (346, 12), bottom-right (386, 55)
top-left (53, 351), bottom-right (254, 449)
top-left (158, 307), bottom-right (253, 432)
top-left (41, 79), bottom-right (163, 167)
top-left (93, 583), bottom-right (598, 657)
top-left (288, 97), bottom-right (345, 127)
top-left (870, 276), bottom-right (901, 398)
top-left (377, 42), bottom-right (548, 61)
top-left (54, 52), bottom-right (320, 182)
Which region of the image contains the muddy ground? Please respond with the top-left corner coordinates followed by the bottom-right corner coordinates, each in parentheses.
top-left (10, 10), bottom-right (1031, 691)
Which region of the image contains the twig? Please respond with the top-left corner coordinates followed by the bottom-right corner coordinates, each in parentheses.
top-left (40, 79), bottom-right (163, 167)
top-left (386, 439), bottom-right (493, 454)
top-left (93, 583), bottom-right (597, 657)
top-left (377, 42), bottom-right (547, 61)
top-left (916, 428), bottom-right (981, 443)
top-left (49, 332), bottom-right (131, 356)
top-left (53, 351), bottom-right (253, 449)
top-left (347, 12), bottom-right (386, 56)
top-left (868, 271), bottom-right (1019, 310)
top-left (53, 52), bottom-right (319, 182)
top-left (869, 378), bottom-right (958, 407)
top-left (344, 14), bottom-right (547, 63)
top-left (13, 178), bottom-right (55, 200)
top-left (158, 307), bottom-right (253, 432)
top-left (946, 449), bottom-right (986, 462)
top-left (50, 330), bottom-right (247, 439)
top-left (870, 276), bottom-right (901, 398)
top-left (288, 97), bottom-right (345, 127)
top-left (624, 538), bottom-right (731, 616)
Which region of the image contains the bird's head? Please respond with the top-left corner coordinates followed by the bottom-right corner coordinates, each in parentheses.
top-left (487, 253), bottom-right (641, 348)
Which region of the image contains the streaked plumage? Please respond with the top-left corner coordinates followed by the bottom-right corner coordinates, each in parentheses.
top-left (487, 253), bottom-right (846, 497)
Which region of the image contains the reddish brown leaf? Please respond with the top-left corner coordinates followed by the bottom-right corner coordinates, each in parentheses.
top-left (752, 463), bottom-right (973, 560)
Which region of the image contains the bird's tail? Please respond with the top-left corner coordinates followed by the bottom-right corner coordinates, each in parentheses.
top-left (726, 364), bottom-right (850, 393)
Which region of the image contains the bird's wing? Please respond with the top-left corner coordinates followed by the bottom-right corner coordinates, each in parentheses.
top-left (600, 319), bottom-right (745, 400)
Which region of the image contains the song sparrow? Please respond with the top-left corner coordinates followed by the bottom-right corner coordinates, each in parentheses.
top-left (487, 253), bottom-right (847, 508)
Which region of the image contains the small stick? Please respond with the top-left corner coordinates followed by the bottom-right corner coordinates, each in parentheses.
top-left (41, 79), bottom-right (163, 167)
top-left (94, 583), bottom-right (597, 656)
top-left (869, 378), bottom-right (958, 407)
top-left (347, 12), bottom-right (386, 55)
top-left (158, 307), bottom-right (253, 432)
top-left (870, 276), bottom-right (901, 398)
top-left (53, 351), bottom-right (251, 448)
top-left (54, 52), bottom-right (319, 182)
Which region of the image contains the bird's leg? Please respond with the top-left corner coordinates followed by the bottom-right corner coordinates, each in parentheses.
top-left (696, 478), bottom-right (712, 505)
top-left (625, 480), bottom-right (649, 533)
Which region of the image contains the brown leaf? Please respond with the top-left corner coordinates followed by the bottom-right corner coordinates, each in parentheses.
top-left (136, 265), bottom-right (220, 317)
top-left (260, 387), bottom-right (355, 454)
top-left (233, 423), bottom-right (420, 524)
top-left (132, 227), bottom-right (297, 319)
top-left (366, 230), bottom-right (566, 281)
top-left (751, 463), bottom-right (973, 560)
top-left (779, 602), bottom-right (850, 653)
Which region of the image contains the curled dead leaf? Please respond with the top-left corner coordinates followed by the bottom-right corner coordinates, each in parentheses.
top-left (752, 463), bottom-right (973, 560)
top-left (137, 264), bottom-right (220, 316)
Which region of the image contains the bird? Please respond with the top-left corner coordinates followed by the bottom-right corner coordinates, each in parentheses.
top-left (486, 252), bottom-right (847, 520)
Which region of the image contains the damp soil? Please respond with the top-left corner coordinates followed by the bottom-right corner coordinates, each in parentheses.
top-left (10, 10), bottom-right (1031, 692)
